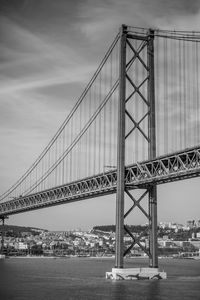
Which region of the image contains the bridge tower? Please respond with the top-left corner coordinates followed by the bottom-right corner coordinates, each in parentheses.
top-left (107, 25), bottom-right (166, 280)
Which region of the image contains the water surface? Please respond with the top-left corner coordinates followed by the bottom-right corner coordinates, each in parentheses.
top-left (0, 257), bottom-right (199, 300)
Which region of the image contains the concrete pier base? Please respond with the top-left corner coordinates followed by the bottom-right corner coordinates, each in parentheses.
top-left (0, 254), bottom-right (5, 259)
top-left (106, 267), bottom-right (167, 280)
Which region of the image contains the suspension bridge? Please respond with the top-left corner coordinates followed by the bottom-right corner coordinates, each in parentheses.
top-left (1, 25), bottom-right (200, 279)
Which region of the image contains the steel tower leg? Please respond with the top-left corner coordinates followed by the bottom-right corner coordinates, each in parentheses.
top-left (148, 30), bottom-right (158, 268)
top-left (149, 186), bottom-right (158, 267)
top-left (115, 24), bottom-right (127, 269)
top-left (0, 217), bottom-right (5, 255)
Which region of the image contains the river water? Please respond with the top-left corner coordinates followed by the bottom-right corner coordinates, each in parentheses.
top-left (0, 257), bottom-right (200, 300)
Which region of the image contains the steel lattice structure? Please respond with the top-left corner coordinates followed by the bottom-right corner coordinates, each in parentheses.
top-left (1, 145), bottom-right (200, 216)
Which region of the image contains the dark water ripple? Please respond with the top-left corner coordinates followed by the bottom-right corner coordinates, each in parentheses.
top-left (0, 257), bottom-right (200, 300)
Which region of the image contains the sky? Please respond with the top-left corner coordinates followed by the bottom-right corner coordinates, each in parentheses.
top-left (0, 0), bottom-right (200, 230)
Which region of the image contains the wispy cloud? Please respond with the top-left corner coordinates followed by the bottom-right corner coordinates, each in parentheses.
top-left (0, 12), bottom-right (97, 194)
top-left (77, 0), bottom-right (200, 41)
top-left (0, 16), bottom-right (94, 93)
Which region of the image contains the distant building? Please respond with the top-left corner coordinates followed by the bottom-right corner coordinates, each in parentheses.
top-left (159, 222), bottom-right (183, 230)
top-left (14, 242), bottom-right (28, 250)
top-left (158, 240), bottom-right (178, 248)
top-left (159, 222), bottom-right (170, 229)
top-left (173, 241), bottom-right (191, 248)
top-left (186, 220), bottom-right (195, 229)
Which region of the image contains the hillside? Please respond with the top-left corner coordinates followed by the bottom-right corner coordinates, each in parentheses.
top-left (0, 225), bottom-right (47, 237)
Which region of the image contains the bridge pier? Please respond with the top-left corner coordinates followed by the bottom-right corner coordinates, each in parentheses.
top-left (106, 267), bottom-right (167, 280)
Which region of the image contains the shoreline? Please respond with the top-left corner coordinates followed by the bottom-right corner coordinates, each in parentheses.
top-left (6, 255), bottom-right (148, 259)
top-left (5, 255), bottom-right (200, 260)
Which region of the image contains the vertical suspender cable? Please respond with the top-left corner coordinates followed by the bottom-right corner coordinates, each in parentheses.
top-left (79, 101), bottom-right (82, 179)
top-left (88, 88), bottom-right (92, 176)
top-left (104, 66), bottom-right (106, 170)
top-left (70, 118), bottom-right (73, 181)
top-left (187, 37), bottom-right (191, 147)
top-left (99, 72), bottom-right (102, 173)
top-left (135, 40), bottom-right (139, 162)
top-left (178, 39), bottom-right (182, 150)
top-left (196, 41), bottom-right (199, 143)
top-left (93, 82), bottom-right (97, 175)
top-left (109, 52), bottom-right (113, 167)
top-left (183, 40), bottom-right (186, 148)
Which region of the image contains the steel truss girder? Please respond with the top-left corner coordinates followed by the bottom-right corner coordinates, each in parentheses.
top-left (0, 145), bottom-right (200, 217)
top-left (125, 145), bottom-right (200, 187)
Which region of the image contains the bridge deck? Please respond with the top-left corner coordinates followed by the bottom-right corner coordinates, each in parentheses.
top-left (0, 145), bottom-right (200, 217)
